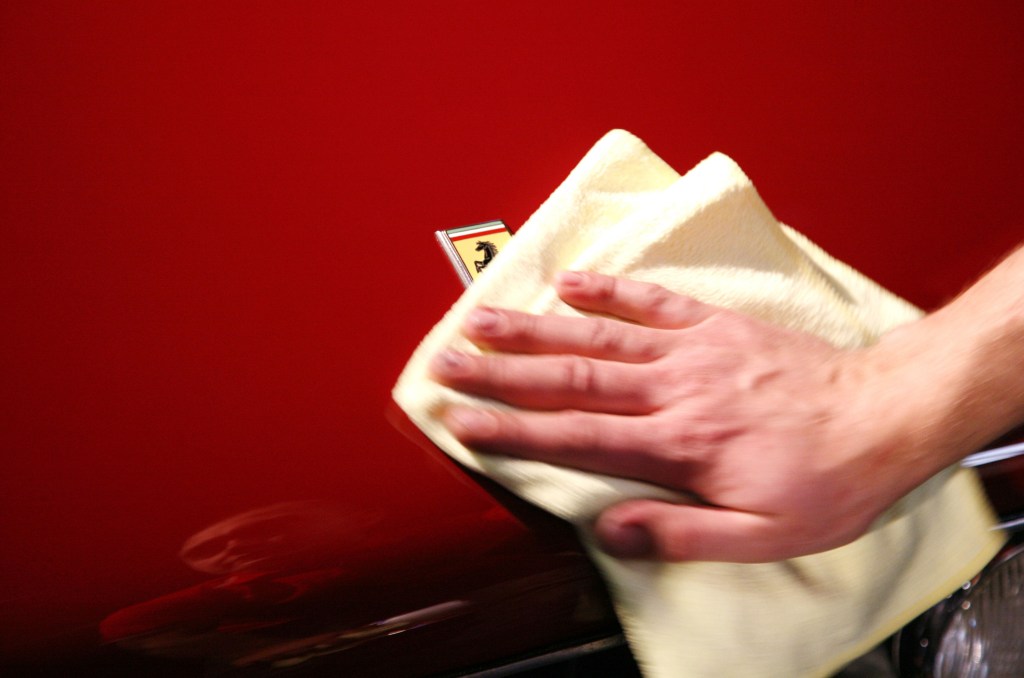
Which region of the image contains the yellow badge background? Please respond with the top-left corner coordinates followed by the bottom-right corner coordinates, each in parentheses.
top-left (453, 230), bottom-right (513, 281)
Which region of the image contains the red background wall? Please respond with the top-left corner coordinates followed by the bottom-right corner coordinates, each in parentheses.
top-left (2, 0), bottom-right (1022, 666)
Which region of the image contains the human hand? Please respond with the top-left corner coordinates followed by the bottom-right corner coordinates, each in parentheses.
top-left (429, 271), bottom-right (928, 563)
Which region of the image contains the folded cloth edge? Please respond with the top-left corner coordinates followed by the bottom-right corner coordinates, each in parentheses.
top-left (393, 129), bottom-right (1005, 677)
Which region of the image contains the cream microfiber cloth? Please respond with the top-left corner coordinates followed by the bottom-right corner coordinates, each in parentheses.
top-left (393, 130), bottom-right (1004, 677)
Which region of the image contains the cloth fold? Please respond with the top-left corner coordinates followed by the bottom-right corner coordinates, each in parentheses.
top-left (393, 130), bottom-right (1003, 677)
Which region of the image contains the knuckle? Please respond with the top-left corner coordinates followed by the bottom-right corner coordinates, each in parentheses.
top-left (649, 427), bottom-right (699, 468)
top-left (588, 319), bottom-right (625, 354)
top-left (561, 356), bottom-right (599, 395)
top-left (487, 410), bottom-right (522, 446)
top-left (698, 424), bottom-right (741, 447)
top-left (639, 284), bottom-right (675, 318)
top-left (593, 274), bottom-right (618, 302)
top-left (505, 311), bottom-right (537, 342)
top-left (633, 335), bottom-right (663, 362)
top-left (666, 415), bottom-right (736, 449)
top-left (678, 296), bottom-right (705, 321)
top-left (590, 318), bottom-right (663, 362)
top-left (661, 448), bottom-right (703, 487)
top-left (647, 363), bottom-right (695, 401)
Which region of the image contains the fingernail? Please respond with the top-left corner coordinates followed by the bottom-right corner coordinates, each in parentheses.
top-left (445, 407), bottom-right (498, 436)
top-left (467, 308), bottom-right (503, 337)
top-left (431, 349), bottom-right (469, 375)
top-left (556, 271), bottom-right (585, 288)
top-left (597, 519), bottom-right (653, 559)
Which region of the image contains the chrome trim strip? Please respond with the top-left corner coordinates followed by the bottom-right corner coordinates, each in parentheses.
top-left (461, 634), bottom-right (627, 677)
top-left (995, 514), bottom-right (1024, 532)
top-left (962, 441), bottom-right (1024, 468)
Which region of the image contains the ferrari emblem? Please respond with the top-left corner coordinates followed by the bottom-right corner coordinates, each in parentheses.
top-left (435, 220), bottom-right (512, 287)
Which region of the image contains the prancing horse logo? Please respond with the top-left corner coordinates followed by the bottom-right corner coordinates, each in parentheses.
top-left (474, 240), bottom-right (498, 273)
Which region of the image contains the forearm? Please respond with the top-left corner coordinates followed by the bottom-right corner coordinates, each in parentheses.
top-left (866, 245), bottom-right (1024, 487)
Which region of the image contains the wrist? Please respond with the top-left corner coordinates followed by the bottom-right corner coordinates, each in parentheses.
top-left (830, 328), bottom-right (951, 501)
top-left (858, 289), bottom-right (1024, 489)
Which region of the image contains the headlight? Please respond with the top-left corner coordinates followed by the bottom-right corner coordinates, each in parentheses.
top-left (896, 542), bottom-right (1024, 677)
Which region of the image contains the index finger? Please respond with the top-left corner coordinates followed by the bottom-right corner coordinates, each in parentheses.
top-left (462, 307), bottom-right (667, 363)
top-left (555, 271), bottom-right (716, 329)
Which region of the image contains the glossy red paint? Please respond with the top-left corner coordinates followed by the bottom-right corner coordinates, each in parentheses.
top-left (2, 2), bottom-right (1023, 675)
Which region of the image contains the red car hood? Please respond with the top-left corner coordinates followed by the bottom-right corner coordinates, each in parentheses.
top-left (2, 2), bottom-right (1023, 675)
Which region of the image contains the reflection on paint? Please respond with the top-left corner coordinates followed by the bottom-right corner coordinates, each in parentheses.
top-left (98, 497), bottom-right (605, 672)
top-left (178, 501), bottom-right (379, 575)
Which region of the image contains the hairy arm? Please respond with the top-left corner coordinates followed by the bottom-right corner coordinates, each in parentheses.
top-left (430, 246), bottom-right (1024, 563)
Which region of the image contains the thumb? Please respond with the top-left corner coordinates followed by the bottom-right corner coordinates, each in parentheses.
top-left (594, 500), bottom-right (779, 563)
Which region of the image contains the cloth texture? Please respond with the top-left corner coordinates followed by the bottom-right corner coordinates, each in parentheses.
top-left (393, 130), bottom-right (1004, 677)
